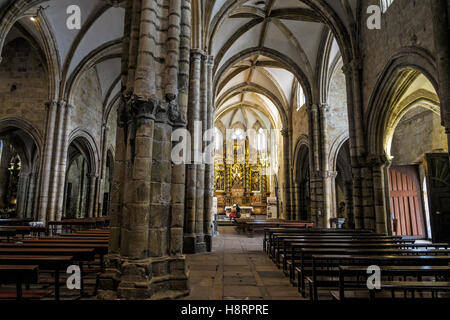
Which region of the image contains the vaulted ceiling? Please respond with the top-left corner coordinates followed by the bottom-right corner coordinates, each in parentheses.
top-left (209, 0), bottom-right (351, 128)
top-left (2, 0), bottom-right (124, 114)
top-left (0, 0), bottom-right (354, 124)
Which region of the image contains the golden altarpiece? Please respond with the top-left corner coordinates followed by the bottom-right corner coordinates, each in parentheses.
top-left (214, 136), bottom-right (270, 215)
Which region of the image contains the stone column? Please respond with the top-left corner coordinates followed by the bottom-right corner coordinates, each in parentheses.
top-left (193, 54), bottom-right (208, 251)
top-left (16, 171), bottom-right (29, 218)
top-left (370, 155), bottom-right (388, 234)
top-left (344, 181), bottom-right (354, 228)
top-left (0, 141), bottom-right (11, 209)
top-left (342, 60), bottom-right (366, 230)
top-left (97, 0), bottom-right (189, 300)
top-left (38, 101), bottom-right (58, 223)
top-left (97, 122), bottom-right (110, 217)
top-left (326, 171), bottom-right (338, 223)
top-left (87, 174), bottom-right (97, 218)
top-left (281, 128), bottom-right (292, 220)
top-left (184, 50), bottom-right (202, 253)
top-left (26, 172), bottom-right (37, 219)
top-left (362, 166), bottom-right (375, 231)
top-left (55, 103), bottom-right (73, 221)
top-left (47, 101), bottom-right (66, 221)
top-left (203, 56), bottom-right (215, 251)
top-left (319, 103), bottom-right (331, 227)
top-left (293, 182), bottom-right (300, 220)
top-left (431, 0), bottom-right (450, 153)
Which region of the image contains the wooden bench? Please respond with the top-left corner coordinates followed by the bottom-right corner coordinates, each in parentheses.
top-left (335, 265), bottom-right (450, 300)
top-left (308, 254), bottom-right (450, 301)
top-left (0, 226), bottom-right (46, 241)
top-left (58, 233), bottom-right (110, 238)
top-left (275, 238), bottom-right (417, 266)
top-left (292, 248), bottom-right (450, 296)
top-left (263, 228), bottom-right (374, 253)
top-left (0, 265), bottom-right (51, 300)
top-left (244, 221), bottom-right (314, 237)
top-left (279, 241), bottom-right (426, 269)
top-left (23, 238), bottom-right (109, 244)
top-left (265, 230), bottom-right (376, 255)
top-left (370, 281), bottom-right (450, 299)
top-left (0, 255), bottom-right (74, 300)
top-left (0, 242), bottom-right (108, 272)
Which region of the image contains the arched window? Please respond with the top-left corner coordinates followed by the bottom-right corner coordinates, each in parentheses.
top-left (296, 83), bottom-right (306, 111)
top-left (257, 128), bottom-right (266, 152)
top-left (214, 127), bottom-right (223, 153)
top-left (380, 0), bottom-right (395, 13)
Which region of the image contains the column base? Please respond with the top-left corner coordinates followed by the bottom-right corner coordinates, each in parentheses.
top-left (96, 254), bottom-right (189, 300)
top-left (183, 234), bottom-right (207, 253)
top-left (204, 234), bottom-right (212, 252)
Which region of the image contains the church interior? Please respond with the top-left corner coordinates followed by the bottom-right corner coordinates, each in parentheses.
top-left (0, 0), bottom-right (450, 302)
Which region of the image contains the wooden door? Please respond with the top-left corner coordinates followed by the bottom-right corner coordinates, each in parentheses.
top-left (388, 165), bottom-right (425, 236)
top-left (424, 153), bottom-right (450, 243)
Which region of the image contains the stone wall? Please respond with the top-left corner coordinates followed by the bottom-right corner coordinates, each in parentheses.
top-left (0, 37), bottom-right (48, 134)
top-left (70, 67), bottom-right (104, 148)
top-left (291, 106), bottom-right (309, 151)
top-left (391, 107), bottom-right (448, 165)
top-left (106, 102), bottom-right (118, 153)
top-left (327, 66), bottom-right (348, 146)
top-left (360, 0), bottom-right (437, 114)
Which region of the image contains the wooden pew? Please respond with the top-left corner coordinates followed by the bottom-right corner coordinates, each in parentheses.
top-left (0, 218), bottom-right (33, 226)
top-left (263, 228), bottom-right (374, 252)
top-left (58, 233), bottom-right (109, 238)
top-left (335, 265), bottom-right (450, 300)
top-left (23, 239), bottom-right (109, 244)
top-left (0, 227), bottom-right (16, 242)
top-left (265, 230), bottom-right (372, 254)
top-left (47, 218), bottom-right (110, 235)
top-left (370, 281), bottom-right (450, 299)
top-left (308, 254), bottom-right (450, 301)
top-left (0, 226), bottom-right (46, 241)
top-left (0, 265), bottom-right (50, 300)
top-left (0, 255), bottom-right (74, 300)
top-left (275, 237), bottom-right (416, 265)
top-left (244, 221), bottom-right (314, 237)
top-left (292, 247), bottom-right (450, 296)
top-left (0, 243), bottom-right (108, 272)
top-left (0, 248), bottom-right (95, 297)
top-left (278, 241), bottom-right (421, 268)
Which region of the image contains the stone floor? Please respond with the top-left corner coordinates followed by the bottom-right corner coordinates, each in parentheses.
top-left (183, 226), bottom-right (304, 300)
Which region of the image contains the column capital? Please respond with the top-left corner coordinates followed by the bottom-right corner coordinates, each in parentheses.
top-left (323, 170), bottom-right (338, 179)
top-left (367, 154), bottom-right (391, 167)
top-left (280, 128), bottom-right (291, 137)
top-left (318, 103), bottom-right (329, 114)
top-left (190, 49), bottom-right (206, 60)
top-left (102, 121), bottom-right (110, 131)
top-left (342, 58), bottom-right (362, 75)
top-left (207, 56), bottom-right (214, 66)
top-left (45, 101), bottom-right (58, 109)
top-left (306, 103), bottom-right (318, 113)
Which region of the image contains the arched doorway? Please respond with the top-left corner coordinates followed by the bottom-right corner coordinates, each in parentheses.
top-left (295, 144), bottom-right (310, 221)
top-left (0, 124), bottom-right (40, 219)
top-left (334, 140), bottom-right (353, 228)
top-left (381, 71), bottom-right (449, 240)
top-left (63, 137), bottom-right (96, 219)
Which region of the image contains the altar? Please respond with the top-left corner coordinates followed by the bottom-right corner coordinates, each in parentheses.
top-left (214, 133), bottom-right (271, 215)
top-left (224, 206), bottom-right (253, 218)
